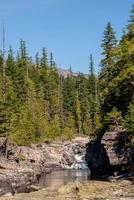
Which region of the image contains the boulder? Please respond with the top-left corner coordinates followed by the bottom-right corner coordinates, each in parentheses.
top-left (102, 131), bottom-right (134, 166)
top-left (0, 176), bottom-right (14, 196)
top-left (85, 130), bottom-right (134, 177)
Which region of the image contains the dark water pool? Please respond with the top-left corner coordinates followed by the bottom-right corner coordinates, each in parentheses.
top-left (39, 169), bottom-right (90, 189)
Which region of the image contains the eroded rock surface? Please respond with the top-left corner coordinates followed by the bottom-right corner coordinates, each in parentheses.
top-left (0, 137), bottom-right (89, 196)
top-left (102, 131), bottom-right (134, 166)
top-left (85, 130), bottom-right (134, 177)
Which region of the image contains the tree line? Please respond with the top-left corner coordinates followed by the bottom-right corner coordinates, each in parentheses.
top-left (0, 3), bottom-right (134, 146)
top-left (0, 40), bottom-right (100, 145)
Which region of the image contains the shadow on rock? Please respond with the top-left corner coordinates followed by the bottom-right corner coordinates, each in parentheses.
top-left (85, 139), bottom-right (110, 177)
top-left (113, 131), bottom-right (134, 164)
top-left (85, 130), bottom-right (134, 180)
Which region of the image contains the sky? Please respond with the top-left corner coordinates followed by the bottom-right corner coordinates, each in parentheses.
top-left (0, 0), bottom-right (133, 74)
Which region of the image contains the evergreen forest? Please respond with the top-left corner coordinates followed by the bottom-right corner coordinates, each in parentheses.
top-left (0, 3), bottom-right (134, 146)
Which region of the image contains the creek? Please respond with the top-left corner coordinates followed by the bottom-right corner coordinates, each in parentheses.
top-left (40, 152), bottom-right (91, 189)
top-left (40, 169), bottom-right (90, 189)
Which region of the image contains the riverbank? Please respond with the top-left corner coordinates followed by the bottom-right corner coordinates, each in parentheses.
top-left (0, 179), bottom-right (133, 200)
top-left (0, 133), bottom-right (133, 198)
top-left (0, 137), bottom-right (89, 196)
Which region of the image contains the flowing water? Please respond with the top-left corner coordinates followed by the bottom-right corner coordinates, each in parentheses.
top-left (40, 152), bottom-right (91, 189)
top-left (40, 169), bottom-right (90, 189)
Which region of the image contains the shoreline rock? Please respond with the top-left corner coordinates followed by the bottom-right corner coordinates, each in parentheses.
top-left (0, 137), bottom-right (89, 196)
top-left (85, 130), bottom-right (134, 178)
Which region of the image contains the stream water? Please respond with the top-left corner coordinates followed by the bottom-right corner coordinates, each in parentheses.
top-left (40, 169), bottom-right (91, 189)
top-left (40, 152), bottom-right (91, 189)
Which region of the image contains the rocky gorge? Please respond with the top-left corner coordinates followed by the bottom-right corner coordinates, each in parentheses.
top-left (0, 130), bottom-right (134, 199)
top-left (0, 137), bottom-right (89, 196)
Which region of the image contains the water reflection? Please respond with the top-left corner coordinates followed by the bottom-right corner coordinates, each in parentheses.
top-left (40, 169), bottom-right (90, 189)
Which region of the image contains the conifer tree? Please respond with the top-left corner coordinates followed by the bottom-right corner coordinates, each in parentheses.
top-left (75, 92), bottom-right (82, 135)
top-left (88, 54), bottom-right (96, 131)
top-left (48, 114), bottom-right (61, 139)
top-left (88, 54), bottom-right (96, 97)
top-left (101, 22), bottom-right (117, 68)
top-left (35, 53), bottom-right (40, 68)
top-left (128, 3), bottom-right (134, 35)
top-left (76, 73), bottom-right (90, 135)
top-left (6, 46), bottom-right (17, 80)
top-left (40, 47), bottom-right (48, 69)
top-left (63, 74), bottom-right (76, 115)
top-left (50, 52), bottom-right (54, 68)
top-left (19, 39), bottom-right (27, 64)
top-left (129, 3), bottom-right (134, 23)
top-left (15, 42), bottom-right (28, 104)
top-left (99, 22), bottom-right (117, 85)
top-left (98, 23), bottom-right (118, 116)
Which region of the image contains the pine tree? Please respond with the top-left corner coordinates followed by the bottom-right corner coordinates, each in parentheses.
top-left (63, 112), bottom-right (76, 136)
top-left (128, 3), bottom-right (134, 35)
top-left (40, 47), bottom-right (48, 69)
top-left (0, 74), bottom-right (16, 138)
top-left (99, 22), bottom-right (117, 85)
top-left (19, 39), bottom-right (27, 64)
top-left (50, 52), bottom-right (54, 68)
top-left (0, 79), bottom-right (8, 136)
top-left (58, 75), bottom-right (64, 128)
top-left (63, 74), bottom-right (76, 115)
top-left (48, 114), bottom-right (61, 139)
top-left (76, 73), bottom-right (90, 135)
top-left (6, 46), bottom-right (17, 80)
top-left (10, 105), bottom-right (35, 146)
top-left (88, 54), bottom-right (100, 133)
top-left (129, 3), bottom-right (134, 23)
top-left (98, 22), bottom-right (118, 116)
top-left (88, 54), bottom-right (96, 97)
top-left (75, 92), bottom-right (82, 135)
top-left (35, 52), bottom-right (40, 68)
top-left (101, 22), bottom-right (117, 68)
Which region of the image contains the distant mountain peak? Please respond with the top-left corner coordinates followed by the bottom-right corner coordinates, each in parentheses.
top-left (58, 68), bottom-right (88, 78)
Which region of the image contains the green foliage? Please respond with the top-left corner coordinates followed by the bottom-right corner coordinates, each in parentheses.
top-left (99, 4), bottom-right (134, 127)
top-left (19, 154), bottom-right (26, 161)
top-left (62, 127), bottom-right (74, 141)
top-left (9, 106), bottom-right (35, 146)
top-left (104, 107), bottom-right (123, 128)
top-left (99, 22), bottom-right (117, 97)
top-left (93, 113), bottom-right (102, 132)
top-left (125, 97), bottom-right (134, 131)
top-left (40, 47), bottom-right (48, 69)
top-left (75, 92), bottom-right (82, 135)
top-left (101, 22), bottom-right (117, 68)
top-left (48, 115), bottom-right (61, 139)
top-left (128, 3), bottom-right (134, 36)
top-left (0, 39), bottom-right (101, 144)
top-left (50, 52), bottom-right (54, 68)
top-left (1, 2), bottom-right (134, 146)
top-left (88, 54), bottom-right (100, 134)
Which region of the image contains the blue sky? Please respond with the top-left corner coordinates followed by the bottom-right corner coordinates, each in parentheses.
top-left (0, 0), bottom-right (133, 74)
